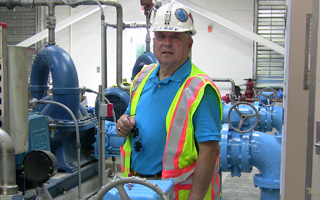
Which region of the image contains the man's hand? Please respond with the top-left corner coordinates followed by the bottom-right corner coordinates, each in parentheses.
top-left (116, 114), bottom-right (136, 137)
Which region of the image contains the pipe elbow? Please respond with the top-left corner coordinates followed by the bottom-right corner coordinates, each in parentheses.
top-left (0, 128), bottom-right (15, 155)
top-left (29, 45), bottom-right (80, 120)
top-left (117, 80), bottom-right (130, 92)
top-left (250, 131), bottom-right (281, 180)
top-left (0, 128), bottom-right (18, 195)
top-left (30, 45), bottom-right (79, 88)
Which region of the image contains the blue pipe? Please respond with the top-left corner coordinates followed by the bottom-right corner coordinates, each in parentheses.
top-left (29, 45), bottom-right (80, 120)
top-left (222, 101), bottom-right (283, 134)
top-left (220, 124), bottom-right (281, 200)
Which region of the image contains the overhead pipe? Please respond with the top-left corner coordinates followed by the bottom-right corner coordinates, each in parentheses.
top-left (212, 78), bottom-right (236, 104)
top-left (0, 129), bottom-right (20, 196)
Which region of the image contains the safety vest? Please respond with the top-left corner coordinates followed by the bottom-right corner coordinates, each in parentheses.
top-left (120, 63), bottom-right (222, 200)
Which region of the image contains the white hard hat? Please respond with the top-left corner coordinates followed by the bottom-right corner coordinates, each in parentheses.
top-left (150, 2), bottom-right (196, 35)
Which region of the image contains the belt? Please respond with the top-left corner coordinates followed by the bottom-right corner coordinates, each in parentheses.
top-left (136, 171), bottom-right (162, 178)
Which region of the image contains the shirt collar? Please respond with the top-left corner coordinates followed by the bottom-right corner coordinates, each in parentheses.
top-left (149, 58), bottom-right (191, 83)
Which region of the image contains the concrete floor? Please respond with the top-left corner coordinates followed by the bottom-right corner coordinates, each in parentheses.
top-left (221, 167), bottom-right (260, 200)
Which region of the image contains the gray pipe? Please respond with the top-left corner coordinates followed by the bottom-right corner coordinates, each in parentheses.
top-left (113, 3), bottom-right (130, 91)
top-left (0, 128), bottom-right (18, 195)
top-left (211, 78), bottom-right (236, 105)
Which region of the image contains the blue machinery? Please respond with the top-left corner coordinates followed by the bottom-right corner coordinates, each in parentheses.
top-left (0, 2), bottom-right (283, 200)
top-left (29, 45), bottom-right (97, 173)
top-left (4, 39), bottom-right (283, 200)
top-left (5, 46), bottom-right (282, 200)
top-left (221, 101), bottom-right (282, 199)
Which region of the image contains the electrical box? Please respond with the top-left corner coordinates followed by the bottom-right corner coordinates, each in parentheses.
top-left (16, 113), bottom-right (51, 170)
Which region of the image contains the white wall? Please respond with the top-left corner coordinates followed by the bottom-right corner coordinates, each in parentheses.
top-left (54, 0), bottom-right (254, 106)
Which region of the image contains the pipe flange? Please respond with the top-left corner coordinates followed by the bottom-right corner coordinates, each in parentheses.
top-left (240, 133), bottom-right (251, 172)
top-left (0, 185), bottom-right (18, 196)
top-left (219, 124), bottom-right (230, 171)
top-left (253, 174), bottom-right (280, 189)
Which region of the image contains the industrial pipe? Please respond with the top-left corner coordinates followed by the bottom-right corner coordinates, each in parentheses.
top-left (251, 131), bottom-right (281, 199)
top-left (212, 78), bottom-right (236, 104)
top-left (29, 45), bottom-right (80, 120)
top-left (220, 124), bottom-right (281, 200)
top-left (0, 128), bottom-right (19, 195)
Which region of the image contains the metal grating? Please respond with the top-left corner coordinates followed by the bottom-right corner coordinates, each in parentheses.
top-left (255, 0), bottom-right (286, 88)
top-left (0, 7), bottom-right (37, 78)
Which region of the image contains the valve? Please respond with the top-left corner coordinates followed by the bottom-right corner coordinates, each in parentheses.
top-left (257, 87), bottom-right (278, 107)
top-left (227, 102), bottom-right (259, 133)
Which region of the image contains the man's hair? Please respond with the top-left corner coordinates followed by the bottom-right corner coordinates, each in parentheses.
top-left (185, 31), bottom-right (193, 39)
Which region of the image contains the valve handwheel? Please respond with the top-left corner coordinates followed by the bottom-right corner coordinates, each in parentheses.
top-left (257, 87), bottom-right (278, 107)
top-left (227, 102), bottom-right (259, 133)
top-left (89, 177), bottom-right (170, 200)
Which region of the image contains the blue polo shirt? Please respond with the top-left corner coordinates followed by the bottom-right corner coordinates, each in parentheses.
top-left (125, 58), bottom-right (221, 175)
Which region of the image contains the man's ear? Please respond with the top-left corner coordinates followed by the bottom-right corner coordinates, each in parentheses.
top-left (189, 38), bottom-right (193, 49)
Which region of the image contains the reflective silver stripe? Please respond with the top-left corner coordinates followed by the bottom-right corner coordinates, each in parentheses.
top-left (212, 160), bottom-right (220, 200)
top-left (171, 168), bottom-right (194, 185)
top-left (131, 64), bottom-right (156, 96)
top-left (177, 173), bottom-right (194, 185)
top-left (120, 154), bottom-right (124, 168)
top-left (164, 76), bottom-right (203, 171)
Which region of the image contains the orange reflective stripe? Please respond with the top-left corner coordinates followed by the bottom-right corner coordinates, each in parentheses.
top-left (120, 146), bottom-right (125, 172)
top-left (163, 161), bottom-right (196, 178)
top-left (216, 157), bottom-right (221, 196)
top-left (211, 172), bottom-right (216, 200)
top-left (174, 183), bottom-right (192, 191)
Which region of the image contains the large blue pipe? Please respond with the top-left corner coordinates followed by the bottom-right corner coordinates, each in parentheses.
top-left (29, 45), bottom-right (80, 120)
top-left (251, 131), bottom-right (281, 199)
top-left (220, 124), bottom-right (281, 200)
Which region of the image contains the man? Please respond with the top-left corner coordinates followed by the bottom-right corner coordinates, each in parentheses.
top-left (116, 2), bottom-right (222, 200)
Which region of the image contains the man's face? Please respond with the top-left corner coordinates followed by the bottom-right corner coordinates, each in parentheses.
top-left (153, 31), bottom-right (193, 68)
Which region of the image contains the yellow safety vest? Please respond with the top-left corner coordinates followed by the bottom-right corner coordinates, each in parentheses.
top-left (120, 63), bottom-right (222, 200)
